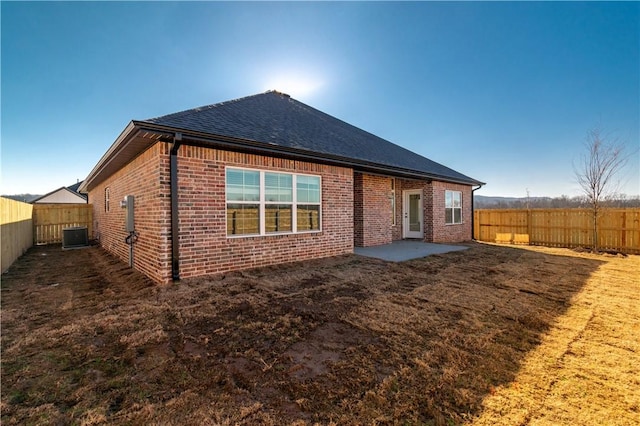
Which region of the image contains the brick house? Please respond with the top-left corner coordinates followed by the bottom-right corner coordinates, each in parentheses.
top-left (79, 91), bottom-right (483, 284)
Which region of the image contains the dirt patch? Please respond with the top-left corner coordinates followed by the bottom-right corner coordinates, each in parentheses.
top-left (2, 242), bottom-right (638, 424)
top-left (285, 321), bottom-right (375, 381)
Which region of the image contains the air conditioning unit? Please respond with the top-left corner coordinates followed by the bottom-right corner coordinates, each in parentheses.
top-left (62, 226), bottom-right (89, 249)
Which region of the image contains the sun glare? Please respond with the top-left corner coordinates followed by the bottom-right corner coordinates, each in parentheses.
top-left (263, 74), bottom-right (324, 98)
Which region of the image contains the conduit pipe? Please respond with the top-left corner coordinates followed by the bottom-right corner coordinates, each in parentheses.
top-left (471, 184), bottom-right (484, 240)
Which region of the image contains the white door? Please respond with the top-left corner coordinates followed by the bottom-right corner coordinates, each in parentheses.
top-left (403, 190), bottom-right (423, 239)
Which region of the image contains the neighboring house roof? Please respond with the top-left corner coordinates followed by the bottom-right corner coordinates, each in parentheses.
top-left (31, 186), bottom-right (88, 204)
top-left (31, 181), bottom-right (88, 204)
top-left (66, 181), bottom-right (85, 194)
top-left (80, 91), bottom-right (483, 192)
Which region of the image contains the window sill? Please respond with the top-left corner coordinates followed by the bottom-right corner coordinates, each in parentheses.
top-left (226, 230), bottom-right (322, 239)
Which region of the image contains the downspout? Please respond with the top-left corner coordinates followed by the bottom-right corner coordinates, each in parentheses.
top-left (170, 133), bottom-right (182, 281)
top-left (471, 184), bottom-right (484, 240)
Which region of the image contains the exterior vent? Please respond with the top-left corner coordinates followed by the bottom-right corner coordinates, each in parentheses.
top-left (62, 226), bottom-right (89, 249)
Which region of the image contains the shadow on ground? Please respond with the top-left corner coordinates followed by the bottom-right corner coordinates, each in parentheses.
top-left (1, 242), bottom-right (605, 425)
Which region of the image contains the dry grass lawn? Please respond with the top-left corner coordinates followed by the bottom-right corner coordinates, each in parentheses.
top-left (1, 242), bottom-right (638, 425)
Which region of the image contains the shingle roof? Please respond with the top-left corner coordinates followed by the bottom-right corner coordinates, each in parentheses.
top-left (142, 91), bottom-right (482, 185)
top-left (67, 181), bottom-right (86, 196)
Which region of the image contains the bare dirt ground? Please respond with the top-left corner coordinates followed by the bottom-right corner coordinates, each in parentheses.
top-left (1, 242), bottom-right (638, 425)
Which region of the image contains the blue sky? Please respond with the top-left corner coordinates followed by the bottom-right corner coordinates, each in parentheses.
top-left (2, 1), bottom-right (638, 197)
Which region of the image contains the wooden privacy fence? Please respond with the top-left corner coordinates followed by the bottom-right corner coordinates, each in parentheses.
top-left (474, 208), bottom-right (640, 254)
top-left (33, 204), bottom-right (93, 245)
top-left (1, 197), bottom-right (34, 272)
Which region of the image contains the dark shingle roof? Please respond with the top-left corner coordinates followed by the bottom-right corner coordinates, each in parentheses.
top-left (142, 91), bottom-right (481, 185)
top-left (67, 181), bottom-right (86, 196)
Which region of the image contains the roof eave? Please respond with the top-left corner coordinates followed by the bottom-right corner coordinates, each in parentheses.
top-left (79, 122), bottom-right (172, 193)
top-left (81, 119), bottom-right (483, 193)
top-left (79, 121), bottom-right (136, 192)
top-left (134, 121), bottom-right (484, 186)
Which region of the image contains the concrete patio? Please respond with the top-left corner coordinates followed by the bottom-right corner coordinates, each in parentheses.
top-left (354, 240), bottom-right (469, 262)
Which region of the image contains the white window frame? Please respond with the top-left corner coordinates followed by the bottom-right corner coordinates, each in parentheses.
top-left (226, 169), bottom-right (261, 236)
top-left (105, 187), bottom-right (110, 212)
top-left (225, 167), bottom-right (322, 237)
top-left (445, 190), bottom-right (462, 225)
top-left (264, 171), bottom-right (293, 234)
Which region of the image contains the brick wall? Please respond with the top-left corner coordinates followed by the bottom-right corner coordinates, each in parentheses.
top-left (430, 181), bottom-right (473, 243)
top-left (353, 173), bottom-right (364, 246)
top-left (175, 146), bottom-right (354, 280)
top-left (88, 139), bottom-right (470, 283)
top-left (423, 181), bottom-right (435, 242)
top-left (90, 144), bottom-right (353, 283)
top-left (353, 173), bottom-right (393, 247)
top-left (88, 143), bottom-right (172, 284)
top-left (390, 178), bottom-right (472, 243)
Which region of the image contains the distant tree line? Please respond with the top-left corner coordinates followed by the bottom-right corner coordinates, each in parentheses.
top-left (474, 194), bottom-right (640, 210)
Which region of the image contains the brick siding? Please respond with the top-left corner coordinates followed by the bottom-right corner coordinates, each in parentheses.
top-left (390, 178), bottom-right (473, 243)
top-left (353, 173), bottom-right (393, 247)
top-left (429, 181), bottom-right (473, 243)
top-left (88, 141), bottom-right (470, 284)
top-left (175, 146), bottom-right (354, 280)
top-left (90, 143), bottom-right (354, 284)
top-left (88, 143), bottom-right (172, 284)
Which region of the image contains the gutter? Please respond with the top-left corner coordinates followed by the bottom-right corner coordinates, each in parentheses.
top-left (471, 184), bottom-right (484, 240)
top-left (170, 133), bottom-right (182, 281)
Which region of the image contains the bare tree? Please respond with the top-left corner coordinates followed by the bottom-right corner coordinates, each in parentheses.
top-left (574, 128), bottom-right (629, 252)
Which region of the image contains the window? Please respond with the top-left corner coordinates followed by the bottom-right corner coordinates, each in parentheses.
top-left (391, 179), bottom-right (396, 226)
top-left (295, 175), bottom-right (321, 231)
top-left (105, 187), bottom-right (110, 212)
top-left (226, 167), bottom-right (321, 236)
top-left (226, 169), bottom-right (260, 235)
top-left (265, 172), bottom-right (292, 233)
top-left (445, 190), bottom-right (462, 224)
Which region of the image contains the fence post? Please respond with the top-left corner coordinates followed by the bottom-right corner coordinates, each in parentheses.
top-left (621, 211), bottom-right (627, 249)
top-left (473, 210), bottom-right (478, 239)
top-left (564, 210), bottom-right (569, 248)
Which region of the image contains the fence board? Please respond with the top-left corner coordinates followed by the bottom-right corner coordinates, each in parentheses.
top-left (1, 197), bottom-right (34, 272)
top-left (474, 208), bottom-right (640, 254)
top-left (32, 204), bottom-right (93, 245)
